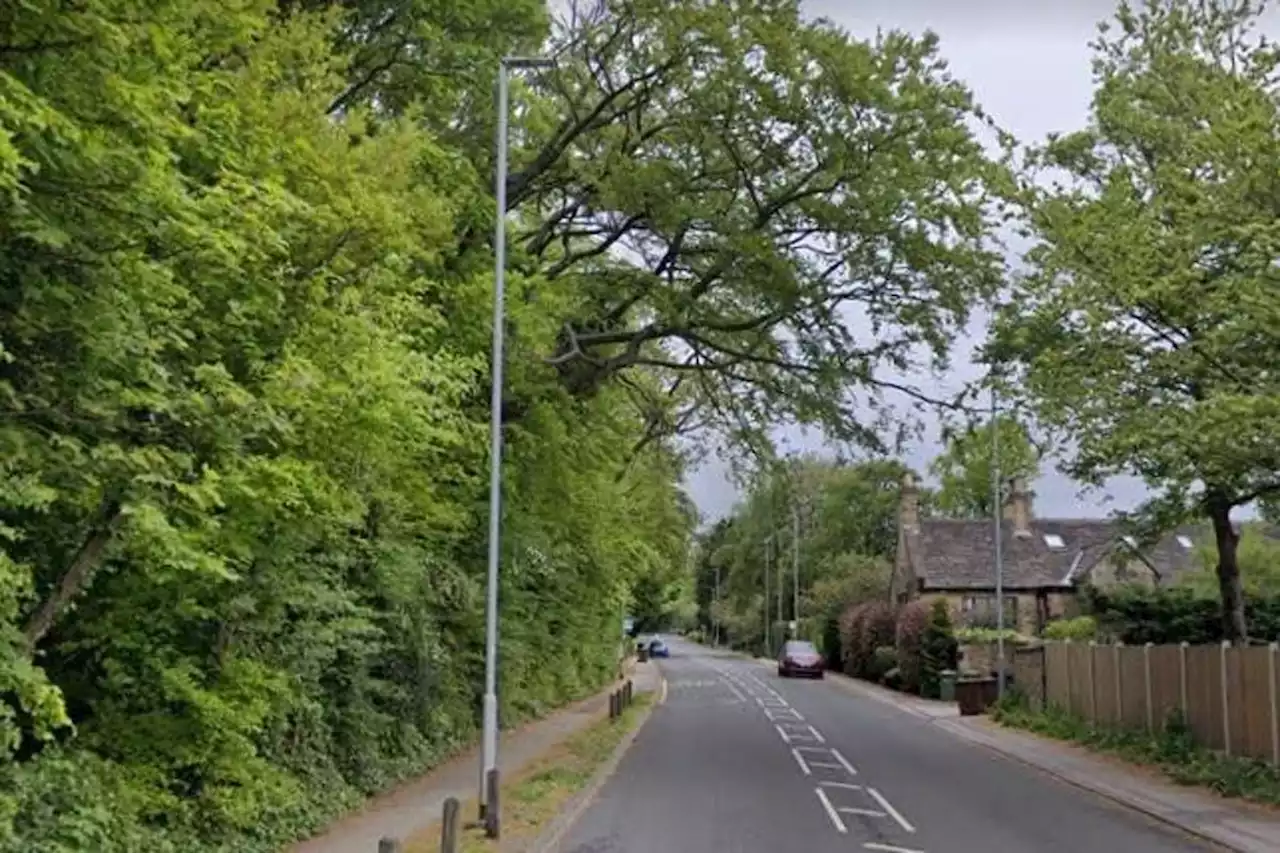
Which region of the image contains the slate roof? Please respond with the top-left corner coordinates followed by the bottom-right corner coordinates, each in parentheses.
top-left (907, 518), bottom-right (1203, 591)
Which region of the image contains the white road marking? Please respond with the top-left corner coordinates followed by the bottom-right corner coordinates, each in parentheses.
top-left (774, 724), bottom-right (796, 744)
top-left (829, 748), bottom-right (858, 776)
top-left (806, 725), bottom-right (826, 743)
top-left (867, 788), bottom-right (915, 834)
top-left (790, 748), bottom-right (813, 775)
top-left (765, 707), bottom-right (803, 721)
top-left (817, 781), bottom-right (863, 791)
top-left (863, 844), bottom-right (925, 853)
top-left (720, 678), bottom-right (747, 702)
top-left (839, 807), bottom-right (888, 818)
top-left (815, 787), bottom-right (848, 834)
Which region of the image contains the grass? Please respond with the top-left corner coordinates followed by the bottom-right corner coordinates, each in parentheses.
top-left (992, 692), bottom-right (1280, 806)
top-left (404, 691), bottom-right (654, 853)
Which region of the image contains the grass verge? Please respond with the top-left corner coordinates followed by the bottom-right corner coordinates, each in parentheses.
top-left (404, 691), bottom-right (654, 853)
top-left (992, 692), bottom-right (1280, 806)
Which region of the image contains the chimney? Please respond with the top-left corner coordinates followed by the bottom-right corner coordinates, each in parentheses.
top-left (1003, 476), bottom-right (1033, 537)
top-left (900, 471), bottom-right (919, 528)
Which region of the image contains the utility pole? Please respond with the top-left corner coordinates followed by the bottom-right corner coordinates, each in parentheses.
top-left (713, 562), bottom-right (721, 646)
top-left (763, 534), bottom-right (771, 655)
top-left (992, 384), bottom-right (1007, 699)
top-left (791, 501), bottom-right (800, 630)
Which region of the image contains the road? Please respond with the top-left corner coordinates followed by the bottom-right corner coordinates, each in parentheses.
top-left (559, 637), bottom-right (1214, 853)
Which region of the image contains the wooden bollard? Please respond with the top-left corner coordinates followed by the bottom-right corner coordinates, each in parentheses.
top-left (378, 837), bottom-right (400, 853)
top-left (609, 690), bottom-right (618, 718)
top-left (441, 797), bottom-right (460, 853)
top-left (484, 768), bottom-right (501, 839)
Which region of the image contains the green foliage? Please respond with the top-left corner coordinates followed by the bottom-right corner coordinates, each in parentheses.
top-left (990, 0), bottom-right (1280, 640)
top-left (1042, 616), bottom-right (1098, 641)
top-left (1085, 585), bottom-right (1280, 645)
top-left (870, 645), bottom-right (899, 683)
top-left (0, 1), bottom-right (693, 849)
top-left (919, 599), bottom-right (960, 698)
top-left (953, 626), bottom-right (1026, 645)
top-left (994, 700), bottom-right (1280, 806)
top-left (929, 416), bottom-right (1040, 519)
top-left (894, 600), bottom-right (929, 694)
top-left (839, 602), bottom-right (896, 680)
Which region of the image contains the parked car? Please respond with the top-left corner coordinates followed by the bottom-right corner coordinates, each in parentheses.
top-left (648, 637), bottom-right (670, 658)
top-left (777, 639), bottom-right (824, 678)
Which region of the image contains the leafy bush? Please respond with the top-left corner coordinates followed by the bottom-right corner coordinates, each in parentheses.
top-left (838, 601), bottom-right (896, 679)
top-left (894, 600), bottom-right (930, 693)
top-left (954, 626), bottom-right (1023, 645)
top-left (870, 645), bottom-right (898, 681)
top-left (1043, 616), bottom-right (1097, 641)
top-left (919, 599), bottom-right (959, 698)
top-left (1085, 585), bottom-right (1280, 644)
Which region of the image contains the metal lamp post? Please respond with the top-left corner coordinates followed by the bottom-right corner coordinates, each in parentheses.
top-left (480, 54), bottom-right (555, 835)
top-left (991, 384), bottom-right (1007, 699)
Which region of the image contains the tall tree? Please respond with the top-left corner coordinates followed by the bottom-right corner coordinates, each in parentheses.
top-left (990, 0), bottom-right (1280, 641)
top-left (928, 416), bottom-right (1040, 519)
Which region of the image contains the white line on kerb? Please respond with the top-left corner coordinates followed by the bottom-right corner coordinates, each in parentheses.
top-left (790, 748), bottom-right (812, 775)
top-left (863, 844), bottom-right (925, 853)
top-left (815, 787), bottom-right (848, 834)
top-left (867, 788), bottom-right (915, 833)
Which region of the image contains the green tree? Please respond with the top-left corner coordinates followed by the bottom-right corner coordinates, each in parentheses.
top-left (929, 416), bottom-right (1040, 519)
top-left (990, 0), bottom-right (1280, 641)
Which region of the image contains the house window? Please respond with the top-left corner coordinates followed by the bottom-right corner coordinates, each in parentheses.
top-left (961, 594), bottom-right (1018, 627)
top-left (1043, 533), bottom-right (1065, 550)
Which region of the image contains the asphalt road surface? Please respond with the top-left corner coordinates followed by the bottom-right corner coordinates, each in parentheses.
top-left (558, 637), bottom-right (1214, 853)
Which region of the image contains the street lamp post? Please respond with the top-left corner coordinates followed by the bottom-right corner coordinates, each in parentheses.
top-left (991, 384), bottom-right (1007, 699)
top-left (481, 55), bottom-right (554, 835)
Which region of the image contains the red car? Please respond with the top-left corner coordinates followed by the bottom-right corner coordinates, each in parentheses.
top-left (778, 639), bottom-right (825, 679)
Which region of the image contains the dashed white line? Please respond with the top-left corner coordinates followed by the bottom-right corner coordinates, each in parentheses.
top-left (817, 780), bottom-right (863, 791)
top-left (815, 787), bottom-right (849, 834)
top-left (720, 678), bottom-right (747, 702)
top-left (863, 844), bottom-right (925, 853)
top-left (867, 787), bottom-right (915, 834)
top-left (829, 748), bottom-right (857, 776)
top-left (806, 725), bottom-right (826, 743)
top-left (765, 707), bottom-right (803, 721)
top-left (790, 747), bottom-right (813, 775)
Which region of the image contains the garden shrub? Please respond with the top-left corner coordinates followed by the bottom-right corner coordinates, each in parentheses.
top-left (895, 600), bottom-right (929, 693)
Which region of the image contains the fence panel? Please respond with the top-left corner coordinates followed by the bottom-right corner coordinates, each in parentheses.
top-left (1238, 645), bottom-right (1274, 761)
top-left (1045, 642), bottom-right (1071, 709)
top-left (1185, 644), bottom-right (1224, 750)
top-left (1093, 643), bottom-right (1119, 725)
top-left (1118, 645), bottom-right (1148, 730)
top-left (1148, 644), bottom-right (1183, 731)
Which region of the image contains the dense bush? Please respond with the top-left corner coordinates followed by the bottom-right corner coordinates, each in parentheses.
top-left (895, 600), bottom-right (930, 693)
top-left (954, 626), bottom-right (1024, 645)
top-left (1043, 616), bottom-right (1098, 641)
top-left (871, 645), bottom-right (898, 682)
top-left (1085, 586), bottom-right (1280, 644)
top-left (919, 599), bottom-right (960, 698)
top-left (838, 601), bottom-right (897, 679)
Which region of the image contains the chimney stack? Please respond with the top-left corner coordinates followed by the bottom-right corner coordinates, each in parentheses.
top-left (900, 471), bottom-right (919, 528)
top-left (1003, 476), bottom-right (1033, 537)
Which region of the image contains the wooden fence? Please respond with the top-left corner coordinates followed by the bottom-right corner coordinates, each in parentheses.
top-left (1013, 640), bottom-right (1280, 764)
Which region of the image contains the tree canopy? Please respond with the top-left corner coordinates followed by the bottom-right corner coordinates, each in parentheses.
top-left (929, 416), bottom-right (1040, 519)
top-left (990, 0), bottom-right (1280, 640)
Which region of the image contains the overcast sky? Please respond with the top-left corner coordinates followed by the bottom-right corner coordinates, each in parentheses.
top-left (685, 0), bottom-right (1243, 523)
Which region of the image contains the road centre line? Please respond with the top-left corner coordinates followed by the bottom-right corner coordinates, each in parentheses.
top-left (815, 787), bottom-right (849, 834)
top-left (867, 788), bottom-right (915, 834)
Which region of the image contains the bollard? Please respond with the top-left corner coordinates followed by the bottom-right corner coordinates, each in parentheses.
top-left (378, 837), bottom-right (400, 853)
top-left (441, 797), bottom-right (460, 853)
top-left (626, 679), bottom-right (633, 706)
top-left (484, 768), bottom-right (501, 839)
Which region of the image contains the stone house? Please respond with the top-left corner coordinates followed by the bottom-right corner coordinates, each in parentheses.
top-left (890, 473), bottom-right (1201, 635)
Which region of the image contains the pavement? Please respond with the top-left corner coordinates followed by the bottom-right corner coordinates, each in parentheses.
top-left (556, 637), bottom-right (1280, 853)
top-left (291, 661), bottom-right (661, 853)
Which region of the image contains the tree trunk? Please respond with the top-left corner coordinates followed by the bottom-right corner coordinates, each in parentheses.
top-left (1208, 495), bottom-right (1247, 643)
top-left (22, 499), bottom-right (125, 647)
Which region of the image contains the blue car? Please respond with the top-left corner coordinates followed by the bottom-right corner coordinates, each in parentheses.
top-left (648, 637), bottom-right (670, 658)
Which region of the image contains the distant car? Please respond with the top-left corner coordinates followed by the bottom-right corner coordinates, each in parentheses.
top-left (778, 639), bottom-right (824, 678)
top-left (648, 637), bottom-right (670, 658)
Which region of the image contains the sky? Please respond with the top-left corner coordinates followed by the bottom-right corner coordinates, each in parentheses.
top-left (685, 0), bottom-right (1169, 523)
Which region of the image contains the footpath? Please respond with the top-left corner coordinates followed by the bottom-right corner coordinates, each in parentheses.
top-left (821, 667), bottom-right (1280, 853)
top-left (292, 661), bottom-right (661, 853)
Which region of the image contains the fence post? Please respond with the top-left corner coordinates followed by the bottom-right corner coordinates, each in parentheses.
top-left (1270, 643), bottom-right (1279, 766)
top-left (1221, 640), bottom-right (1232, 756)
top-left (1064, 639), bottom-right (1073, 713)
top-left (441, 797), bottom-right (460, 853)
top-left (378, 838), bottom-right (400, 853)
top-left (1152, 640), bottom-right (1162, 727)
top-left (1179, 641), bottom-right (1189, 718)
top-left (1088, 641), bottom-right (1098, 724)
top-left (1113, 642), bottom-right (1124, 725)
